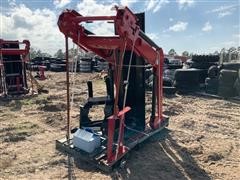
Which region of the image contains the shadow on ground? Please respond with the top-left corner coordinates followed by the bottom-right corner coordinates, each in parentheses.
top-left (65, 129), bottom-right (210, 180)
top-left (111, 129), bottom-right (210, 180)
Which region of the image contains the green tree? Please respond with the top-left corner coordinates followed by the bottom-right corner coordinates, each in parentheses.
top-left (54, 49), bottom-right (64, 59)
top-left (182, 51), bottom-right (189, 57)
top-left (36, 50), bottom-right (43, 57)
top-left (30, 48), bottom-right (52, 58)
top-left (30, 48), bottom-right (37, 59)
top-left (41, 52), bottom-right (52, 58)
top-left (168, 49), bottom-right (176, 56)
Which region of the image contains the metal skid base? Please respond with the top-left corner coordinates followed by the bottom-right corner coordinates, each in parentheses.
top-left (56, 117), bottom-right (169, 172)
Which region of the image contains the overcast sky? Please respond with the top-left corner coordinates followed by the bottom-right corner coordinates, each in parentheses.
top-left (1, 0), bottom-right (239, 55)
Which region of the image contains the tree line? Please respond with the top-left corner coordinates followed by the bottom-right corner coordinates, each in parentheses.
top-left (30, 46), bottom-right (240, 61)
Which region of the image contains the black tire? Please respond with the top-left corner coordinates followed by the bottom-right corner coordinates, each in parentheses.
top-left (205, 77), bottom-right (218, 86)
top-left (208, 65), bottom-right (219, 79)
top-left (30, 64), bottom-right (39, 71)
top-left (218, 81), bottom-right (233, 89)
top-left (50, 63), bottom-right (65, 72)
top-left (198, 69), bottom-right (208, 84)
top-left (98, 61), bottom-right (109, 71)
top-left (93, 65), bottom-right (101, 72)
top-left (205, 88), bottom-right (217, 94)
top-left (163, 77), bottom-right (173, 87)
top-left (186, 59), bottom-right (194, 67)
top-left (145, 68), bottom-right (153, 80)
top-left (174, 81), bottom-right (199, 88)
top-left (146, 81), bottom-right (153, 90)
top-left (174, 69), bottom-right (200, 82)
top-left (54, 60), bottom-right (66, 64)
top-left (146, 74), bottom-right (153, 84)
top-left (221, 63), bottom-right (240, 71)
top-left (219, 69), bottom-right (238, 85)
top-left (218, 85), bottom-right (237, 98)
top-left (49, 59), bottom-right (56, 64)
top-left (58, 64), bottom-right (66, 71)
top-left (174, 80), bottom-right (199, 93)
top-left (167, 64), bottom-right (183, 69)
top-left (205, 77), bottom-right (218, 94)
top-left (79, 60), bottom-right (91, 72)
top-left (190, 62), bottom-right (216, 69)
top-left (191, 55), bottom-right (219, 63)
top-left (220, 69), bottom-right (238, 78)
top-left (163, 86), bottom-right (176, 95)
top-left (234, 79), bottom-right (240, 96)
top-left (43, 61), bottom-right (50, 71)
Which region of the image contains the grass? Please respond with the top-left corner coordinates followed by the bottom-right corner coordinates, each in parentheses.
top-left (0, 122), bottom-right (42, 143)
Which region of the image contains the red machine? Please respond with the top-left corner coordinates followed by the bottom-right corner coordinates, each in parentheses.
top-left (56, 6), bottom-right (169, 171)
top-left (0, 39), bottom-right (30, 56)
top-left (0, 39), bottom-right (30, 95)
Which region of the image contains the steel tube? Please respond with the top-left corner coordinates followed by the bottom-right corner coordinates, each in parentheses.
top-left (65, 36), bottom-right (70, 142)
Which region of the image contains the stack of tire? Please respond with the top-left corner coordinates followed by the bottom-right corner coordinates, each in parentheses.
top-left (205, 65), bottom-right (219, 94)
top-left (42, 60), bottom-right (51, 70)
top-left (93, 58), bottom-right (109, 72)
top-left (221, 62), bottom-right (240, 71)
top-left (92, 58), bottom-right (99, 72)
top-left (26, 57), bottom-right (44, 71)
top-left (163, 77), bottom-right (177, 95)
top-left (26, 62), bottom-right (39, 71)
top-left (79, 58), bottom-right (92, 73)
top-left (234, 71), bottom-right (240, 96)
top-left (145, 67), bottom-right (152, 80)
top-left (50, 59), bottom-right (66, 72)
top-left (145, 68), bottom-right (153, 90)
top-left (174, 68), bottom-right (201, 93)
top-left (218, 62), bottom-right (240, 97)
top-left (218, 69), bottom-right (239, 98)
top-left (187, 55), bottom-right (219, 84)
top-left (98, 60), bottom-right (109, 71)
top-left (146, 75), bottom-right (164, 90)
top-left (189, 55), bottom-right (219, 69)
top-left (145, 68), bottom-right (176, 95)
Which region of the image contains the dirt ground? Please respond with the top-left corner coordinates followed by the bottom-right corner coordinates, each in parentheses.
top-left (0, 72), bottom-right (239, 180)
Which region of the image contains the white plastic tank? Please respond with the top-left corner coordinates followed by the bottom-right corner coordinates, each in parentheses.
top-left (73, 129), bottom-right (100, 153)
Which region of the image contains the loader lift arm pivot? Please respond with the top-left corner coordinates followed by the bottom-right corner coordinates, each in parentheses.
top-left (58, 6), bottom-right (165, 164)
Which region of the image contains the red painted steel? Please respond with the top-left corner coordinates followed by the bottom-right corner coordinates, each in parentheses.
top-left (57, 6), bottom-right (165, 164)
top-left (38, 66), bottom-right (46, 80)
top-left (0, 39), bottom-right (30, 95)
top-left (107, 106), bottom-right (131, 163)
top-left (0, 39), bottom-right (30, 61)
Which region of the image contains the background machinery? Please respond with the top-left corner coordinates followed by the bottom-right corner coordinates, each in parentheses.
top-left (0, 39), bottom-right (30, 96)
top-left (56, 6), bottom-right (169, 171)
